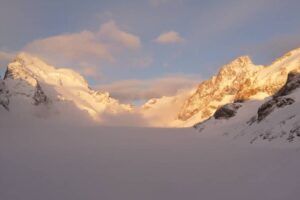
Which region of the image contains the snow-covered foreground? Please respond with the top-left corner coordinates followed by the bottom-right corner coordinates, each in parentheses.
top-left (0, 126), bottom-right (299, 200)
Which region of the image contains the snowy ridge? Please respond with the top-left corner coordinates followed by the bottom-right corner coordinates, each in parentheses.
top-left (1, 53), bottom-right (132, 121)
top-left (194, 72), bottom-right (300, 142)
top-left (176, 48), bottom-right (300, 126)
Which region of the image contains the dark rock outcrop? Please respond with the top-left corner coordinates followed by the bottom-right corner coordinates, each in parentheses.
top-left (33, 83), bottom-right (49, 105)
top-left (0, 81), bottom-right (10, 110)
top-left (214, 103), bottom-right (242, 119)
top-left (274, 72), bottom-right (300, 97)
top-left (256, 72), bottom-right (300, 122)
top-left (257, 97), bottom-right (295, 122)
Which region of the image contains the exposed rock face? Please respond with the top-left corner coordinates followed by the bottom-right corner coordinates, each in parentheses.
top-left (257, 97), bottom-right (295, 122)
top-left (178, 56), bottom-right (258, 122)
top-left (274, 72), bottom-right (300, 97)
top-left (255, 72), bottom-right (300, 122)
top-left (178, 48), bottom-right (300, 125)
top-left (214, 103), bottom-right (242, 120)
top-left (0, 81), bottom-right (9, 110)
top-left (33, 83), bottom-right (49, 105)
top-left (290, 125), bottom-right (300, 137)
top-left (3, 55), bottom-right (49, 107)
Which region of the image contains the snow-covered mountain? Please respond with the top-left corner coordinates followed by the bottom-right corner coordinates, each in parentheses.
top-left (177, 48), bottom-right (300, 126)
top-left (141, 48), bottom-right (300, 127)
top-left (194, 71), bottom-right (300, 142)
top-left (0, 53), bottom-right (132, 123)
top-left (1, 48), bottom-right (300, 129)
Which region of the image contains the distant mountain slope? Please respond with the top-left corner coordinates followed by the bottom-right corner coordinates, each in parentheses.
top-left (0, 53), bottom-right (132, 122)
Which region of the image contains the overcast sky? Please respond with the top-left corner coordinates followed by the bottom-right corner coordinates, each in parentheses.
top-left (1, 0), bottom-right (300, 102)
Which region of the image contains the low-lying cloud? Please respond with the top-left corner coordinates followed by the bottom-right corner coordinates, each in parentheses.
top-left (99, 76), bottom-right (199, 103)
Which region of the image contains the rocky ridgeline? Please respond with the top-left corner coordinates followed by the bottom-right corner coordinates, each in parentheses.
top-left (178, 48), bottom-right (300, 125)
top-left (194, 72), bottom-right (300, 142)
top-left (0, 53), bottom-right (132, 120)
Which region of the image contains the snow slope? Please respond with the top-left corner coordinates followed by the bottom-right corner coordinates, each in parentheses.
top-left (0, 125), bottom-right (300, 200)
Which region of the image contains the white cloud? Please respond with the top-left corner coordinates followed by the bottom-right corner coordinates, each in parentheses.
top-left (99, 75), bottom-right (199, 103)
top-left (98, 21), bottom-right (141, 49)
top-left (23, 20), bottom-right (142, 77)
top-left (25, 31), bottom-right (113, 63)
top-left (155, 31), bottom-right (184, 44)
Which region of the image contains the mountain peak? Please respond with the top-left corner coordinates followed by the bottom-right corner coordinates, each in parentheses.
top-left (219, 56), bottom-right (253, 73)
top-left (14, 52), bottom-right (55, 73)
top-left (230, 55), bottom-right (252, 67)
top-left (5, 53), bottom-right (90, 89)
top-left (178, 50), bottom-right (300, 125)
top-left (2, 53), bottom-right (132, 121)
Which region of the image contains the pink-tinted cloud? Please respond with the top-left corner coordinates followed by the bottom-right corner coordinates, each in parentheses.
top-left (155, 31), bottom-right (184, 44)
top-left (99, 21), bottom-right (141, 49)
top-left (99, 75), bottom-right (199, 103)
top-left (23, 20), bottom-right (142, 78)
top-left (25, 31), bottom-right (113, 63)
top-left (78, 62), bottom-right (102, 80)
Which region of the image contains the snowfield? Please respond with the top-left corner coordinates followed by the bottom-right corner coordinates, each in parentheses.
top-left (1, 125), bottom-right (300, 200)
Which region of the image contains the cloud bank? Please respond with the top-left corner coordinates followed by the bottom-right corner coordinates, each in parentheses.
top-left (99, 76), bottom-right (198, 103)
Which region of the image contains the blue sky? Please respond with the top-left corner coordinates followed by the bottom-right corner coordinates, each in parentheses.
top-left (1, 0), bottom-right (300, 102)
